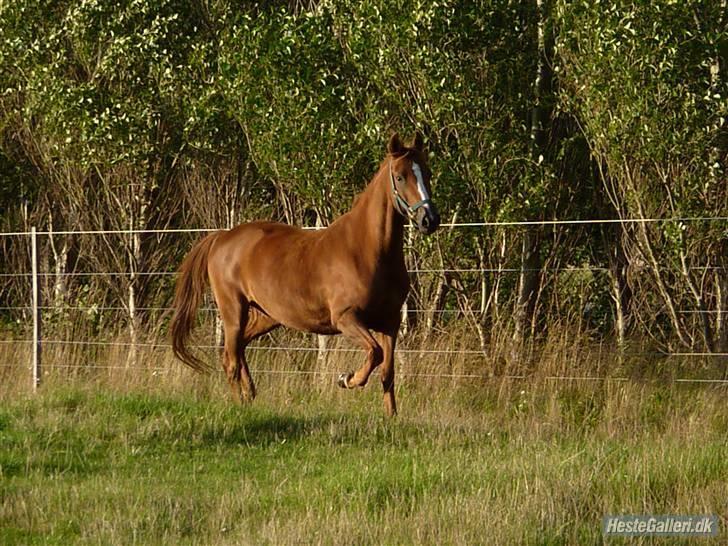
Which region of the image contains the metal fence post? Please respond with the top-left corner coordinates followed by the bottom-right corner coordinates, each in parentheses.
top-left (31, 226), bottom-right (41, 391)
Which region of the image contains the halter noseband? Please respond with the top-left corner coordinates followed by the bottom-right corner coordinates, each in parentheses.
top-left (389, 159), bottom-right (432, 219)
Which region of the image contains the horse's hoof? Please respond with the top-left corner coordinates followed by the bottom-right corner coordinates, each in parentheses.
top-left (337, 372), bottom-right (352, 389)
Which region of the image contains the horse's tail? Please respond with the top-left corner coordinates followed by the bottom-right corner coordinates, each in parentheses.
top-left (170, 231), bottom-right (220, 372)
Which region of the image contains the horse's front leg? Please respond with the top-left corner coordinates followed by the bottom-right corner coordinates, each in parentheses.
top-left (334, 309), bottom-right (383, 389)
top-left (375, 331), bottom-right (397, 417)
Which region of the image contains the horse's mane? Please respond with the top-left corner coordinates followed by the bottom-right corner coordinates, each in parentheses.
top-left (351, 191), bottom-right (364, 209)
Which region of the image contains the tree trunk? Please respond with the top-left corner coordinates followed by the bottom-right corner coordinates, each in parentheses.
top-left (608, 229), bottom-right (631, 351)
top-left (127, 227), bottom-right (141, 368)
top-left (400, 223), bottom-right (417, 337)
top-left (679, 249), bottom-right (715, 352)
top-left (707, 2), bottom-right (726, 356)
top-left (425, 273), bottom-right (449, 337)
top-left (716, 268), bottom-right (727, 354)
top-left (512, 0), bottom-right (552, 353)
top-left (531, 0), bottom-right (553, 156)
top-left (512, 229), bottom-right (541, 349)
top-left (424, 211), bottom-right (457, 337)
top-left (706, 0), bottom-right (725, 198)
top-left (126, 180), bottom-right (147, 369)
top-left (47, 212), bottom-right (69, 311)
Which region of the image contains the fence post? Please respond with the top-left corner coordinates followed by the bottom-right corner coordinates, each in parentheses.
top-left (31, 226), bottom-right (41, 391)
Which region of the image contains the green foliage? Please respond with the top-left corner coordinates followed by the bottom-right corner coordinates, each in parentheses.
top-left (0, 0), bottom-right (725, 348)
top-left (556, 0), bottom-right (723, 193)
top-left (213, 0), bottom-right (541, 221)
top-left (555, 0), bottom-right (727, 348)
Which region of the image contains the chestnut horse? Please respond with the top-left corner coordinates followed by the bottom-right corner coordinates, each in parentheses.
top-left (170, 133), bottom-right (440, 416)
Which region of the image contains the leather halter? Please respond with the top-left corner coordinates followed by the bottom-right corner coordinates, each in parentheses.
top-left (389, 158), bottom-right (432, 219)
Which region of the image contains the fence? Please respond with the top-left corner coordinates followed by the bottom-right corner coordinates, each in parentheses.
top-left (2, 216), bottom-right (728, 391)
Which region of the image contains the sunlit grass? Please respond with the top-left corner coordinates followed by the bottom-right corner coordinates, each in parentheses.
top-left (1, 344), bottom-right (726, 546)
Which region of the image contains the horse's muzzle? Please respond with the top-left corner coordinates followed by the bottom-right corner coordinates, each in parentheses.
top-left (416, 203), bottom-right (440, 235)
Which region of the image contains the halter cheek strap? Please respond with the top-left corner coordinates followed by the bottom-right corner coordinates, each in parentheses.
top-left (389, 159), bottom-right (432, 219)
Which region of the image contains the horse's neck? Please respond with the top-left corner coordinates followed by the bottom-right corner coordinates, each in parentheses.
top-left (350, 163), bottom-right (405, 261)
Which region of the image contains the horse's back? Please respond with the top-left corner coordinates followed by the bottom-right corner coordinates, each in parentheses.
top-left (208, 221), bottom-right (336, 331)
top-left (212, 221), bottom-right (311, 261)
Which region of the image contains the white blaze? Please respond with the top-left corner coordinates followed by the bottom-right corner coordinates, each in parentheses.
top-left (411, 163), bottom-right (430, 202)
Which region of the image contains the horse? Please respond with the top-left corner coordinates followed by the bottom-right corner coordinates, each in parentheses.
top-left (170, 132), bottom-right (440, 416)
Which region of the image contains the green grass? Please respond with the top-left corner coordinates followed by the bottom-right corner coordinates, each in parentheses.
top-left (1, 373), bottom-right (727, 545)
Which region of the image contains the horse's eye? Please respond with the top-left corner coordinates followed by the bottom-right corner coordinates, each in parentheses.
top-left (396, 176), bottom-right (404, 183)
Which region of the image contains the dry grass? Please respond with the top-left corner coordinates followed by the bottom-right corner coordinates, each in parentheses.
top-left (1, 331), bottom-right (727, 545)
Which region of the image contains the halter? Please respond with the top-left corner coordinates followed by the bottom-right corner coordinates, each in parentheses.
top-left (389, 159), bottom-right (432, 219)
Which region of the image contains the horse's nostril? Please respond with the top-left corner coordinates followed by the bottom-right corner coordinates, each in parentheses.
top-left (422, 217), bottom-right (430, 228)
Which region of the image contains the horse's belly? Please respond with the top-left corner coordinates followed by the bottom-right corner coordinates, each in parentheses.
top-left (248, 290), bottom-right (336, 335)
top-left (276, 308), bottom-right (338, 335)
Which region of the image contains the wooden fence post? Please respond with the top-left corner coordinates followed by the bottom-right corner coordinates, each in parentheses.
top-left (31, 226), bottom-right (41, 391)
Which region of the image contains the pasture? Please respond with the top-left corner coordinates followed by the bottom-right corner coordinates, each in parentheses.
top-left (1, 342), bottom-right (726, 545)
top-left (2, 1), bottom-right (726, 543)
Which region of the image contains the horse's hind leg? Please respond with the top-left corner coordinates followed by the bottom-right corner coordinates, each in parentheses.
top-left (226, 305), bottom-right (280, 403)
top-left (236, 308), bottom-right (280, 401)
top-left (221, 325), bottom-right (258, 403)
top-left (216, 296), bottom-right (279, 403)
top-left (218, 298), bottom-right (252, 403)
top-left (208, 277), bottom-right (251, 403)
top-left (235, 343), bottom-right (256, 403)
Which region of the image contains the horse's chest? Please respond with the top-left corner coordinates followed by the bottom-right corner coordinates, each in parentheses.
top-left (358, 266), bottom-right (409, 317)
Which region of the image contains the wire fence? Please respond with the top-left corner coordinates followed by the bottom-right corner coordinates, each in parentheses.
top-left (2, 305), bottom-right (724, 315)
top-left (3, 361), bottom-right (728, 385)
top-left (1, 218), bottom-right (727, 389)
top-left (2, 215), bottom-right (728, 237)
top-left (2, 336), bottom-right (725, 356)
top-left (2, 339), bottom-right (728, 384)
top-left (2, 265), bottom-right (726, 279)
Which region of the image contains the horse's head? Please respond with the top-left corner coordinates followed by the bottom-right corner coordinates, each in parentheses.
top-left (387, 132), bottom-right (441, 235)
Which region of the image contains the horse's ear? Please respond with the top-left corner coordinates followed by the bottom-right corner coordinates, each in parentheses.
top-left (388, 133), bottom-right (404, 155)
top-left (411, 131), bottom-right (424, 151)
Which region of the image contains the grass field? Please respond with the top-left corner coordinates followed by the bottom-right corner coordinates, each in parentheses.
top-left (1, 342), bottom-right (727, 545)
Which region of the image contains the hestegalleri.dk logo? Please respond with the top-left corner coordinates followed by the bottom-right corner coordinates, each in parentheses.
top-left (602, 514), bottom-right (718, 537)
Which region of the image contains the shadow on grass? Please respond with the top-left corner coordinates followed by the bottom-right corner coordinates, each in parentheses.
top-left (199, 411), bottom-right (337, 447)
